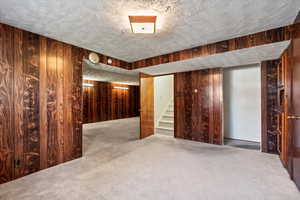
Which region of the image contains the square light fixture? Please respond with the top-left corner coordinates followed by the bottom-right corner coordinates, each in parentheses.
top-left (129, 16), bottom-right (157, 34)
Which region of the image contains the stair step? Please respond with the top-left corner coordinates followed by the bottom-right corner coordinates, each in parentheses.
top-left (159, 121), bottom-right (174, 129)
top-left (165, 110), bottom-right (174, 115)
top-left (156, 126), bottom-right (174, 131)
top-left (163, 114), bottom-right (174, 117)
top-left (160, 120), bottom-right (174, 123)
top-left (155, 127), bottom-right (174, 136)
top-left (162, 115), bottom-right (174, 121)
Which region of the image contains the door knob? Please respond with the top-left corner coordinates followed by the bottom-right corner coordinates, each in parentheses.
top-left (287, 115), bottom-right (300, 119)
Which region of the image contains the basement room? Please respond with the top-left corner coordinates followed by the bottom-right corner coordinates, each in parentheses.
top-left (0, 1), bottom-right (300, 200)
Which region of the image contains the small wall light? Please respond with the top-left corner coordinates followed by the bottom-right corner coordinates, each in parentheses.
top-left (113, 86), bottom-right (129, 90)
top-left (83, 83), bottom-right (94, 87)
top-left (107, 58), bottom-right (113, 65)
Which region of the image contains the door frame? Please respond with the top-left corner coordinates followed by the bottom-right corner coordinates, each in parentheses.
top-left (139, 73), bottom-right (175, 139)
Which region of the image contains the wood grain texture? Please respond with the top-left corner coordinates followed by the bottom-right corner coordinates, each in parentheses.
top-left (82, 80), bottom-right (139, 124)
top-left (260, 59), bottom-right (280, 154)
top-left (131, 23), bottom-right (300, 69)
top-left (288, 36), bottom-right (300, 190)
top-left (174, 69), bottom-right (223, 145)
top-left (13, 28), bottom-right (24, 178)
top-left (0, 24), bottom-right (14, 183)
top-left (278, 47), bottom-right (291, 166)
top-left (140, 73), bottom-right (154, 139)
top-left (22, 30), bottom-right (41, 175)
top-left (0, 23), bottom-right (84, 184)
top-left (261, 61), bottom-right (268, 153)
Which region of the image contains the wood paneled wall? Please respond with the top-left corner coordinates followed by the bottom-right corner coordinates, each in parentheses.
top-left (0, 23), bottom-right (85, 183)
top-left (174, 68), bottom-right (223, 145)
top-left (83, 80), bottom-right (139, 124)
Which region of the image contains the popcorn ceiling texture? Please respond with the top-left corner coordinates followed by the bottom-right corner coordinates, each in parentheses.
top-left (0, 0), bottom-right (299, 62)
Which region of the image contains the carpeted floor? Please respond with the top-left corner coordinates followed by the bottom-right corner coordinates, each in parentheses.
top-left (0, 117), bottom-right (299, 200)
top-left (224, 138), bottom-right (261, 150)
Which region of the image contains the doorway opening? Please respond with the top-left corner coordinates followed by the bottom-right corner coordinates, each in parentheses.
top-left (223, 64), bottom-right (261, 151)
top-left (154, 75), bottom-right (174, 137)
top-left (82, 59), bottom-right (141, 155)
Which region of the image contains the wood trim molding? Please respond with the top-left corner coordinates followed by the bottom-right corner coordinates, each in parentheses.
top-left (130, 23), bottom-right (300, 70)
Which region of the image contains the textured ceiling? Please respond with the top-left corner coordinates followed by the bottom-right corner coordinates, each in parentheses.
top-left (136, 41), bottom-right (290, 75)
top-left (0, 0), bottom-right (299, 62)
top-left (83, 60), bottom-right (139, 85)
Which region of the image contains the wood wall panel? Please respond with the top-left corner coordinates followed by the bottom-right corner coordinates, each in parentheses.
top-left (174, 69), bottom-right (223, 145)
top-left (0, 23), bottom-right (86, 184)
top-left (261, 59), bottom-right (281, 154)
top-left (13, 28), bottom-right (24, 178)
top-left (82, 80), bottom-right (139, 124)
top-left (22, 31), bottom-right (41, 175)
top-left (71, 46), bottom-right (83, 159)
top-left (0, 24), bottom-right (14, 183)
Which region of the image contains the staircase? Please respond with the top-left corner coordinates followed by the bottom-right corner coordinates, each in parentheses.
top-left (156, 100), bottom-right (174, 136)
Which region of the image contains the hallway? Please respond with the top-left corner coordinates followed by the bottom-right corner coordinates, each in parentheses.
top-left (0, 118), bottom-right (299, 200)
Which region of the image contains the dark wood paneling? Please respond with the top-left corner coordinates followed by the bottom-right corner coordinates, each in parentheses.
top-left (174, 69), bottom-right (223, 145)
top-left (0, 24), bottom-right (14, 183)
top-left (13, 28), bottom-right (24, 178)
top-left (0, 23), bottom-right (85, 184)
top-left (22, 30), bottom-right (41, 175)
top-left (82, 80), bottom-right (139, 124)
top-left (71, 46), bottom-right (83, 159)
top-left (287, 37), bottom-right (300, 190)
top-left (46, 39), bottom-right (58, 167)
top-left (261, 62), bottom-right (268, 153)
top-left (261, 59), bottom-right (281, 154)
top-left (39, 37), bottom-right (47, 169)
top-left (131, 23), bottom-right (300, 69)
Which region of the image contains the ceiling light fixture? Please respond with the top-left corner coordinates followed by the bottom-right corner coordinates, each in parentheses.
top-left (129, 16), bottom-right (157, 34)
top-left (113, 86), bottom-right (129, 90)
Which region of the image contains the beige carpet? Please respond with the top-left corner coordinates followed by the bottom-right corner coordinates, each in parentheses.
top-left (0, 117), bottom-right (299, 200)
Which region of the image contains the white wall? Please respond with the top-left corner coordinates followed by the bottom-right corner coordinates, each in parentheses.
top-left (154, 75), bottom-right (174, 127)
top-left (224, 64), bottom-right (261, 142)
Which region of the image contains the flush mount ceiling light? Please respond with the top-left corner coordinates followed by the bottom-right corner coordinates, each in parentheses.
top-left (129, 16), bottom-right (157, 34)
